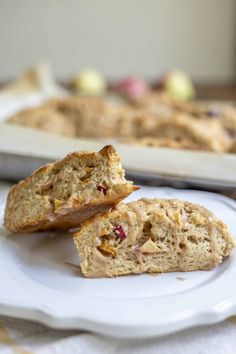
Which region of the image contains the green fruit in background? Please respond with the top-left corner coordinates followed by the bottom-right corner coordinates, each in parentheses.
top-left (165, 70), bottom-right (195, 101)
top-left (74, 69), bottom-right (106, 95)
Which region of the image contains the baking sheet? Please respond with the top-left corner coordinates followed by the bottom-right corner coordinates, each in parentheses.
top-left (0, 123), bottom-right (236, 190)
top-left (0, 88), bottom-right (236, 190)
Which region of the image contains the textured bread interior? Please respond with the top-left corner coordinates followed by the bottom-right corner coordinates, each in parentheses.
top-left (4, 145), bottom-right (136, 232)
top-left (74, 198), bottom-right (234, 277)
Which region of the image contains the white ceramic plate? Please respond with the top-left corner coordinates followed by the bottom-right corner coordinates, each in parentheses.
top-left (0, 184), bottom-right (236, 338)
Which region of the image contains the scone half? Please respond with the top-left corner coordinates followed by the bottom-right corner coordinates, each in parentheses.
top-left (73, 198), bottom-right (234, 277)
top-left (4, 145), bottom-right (138, 232)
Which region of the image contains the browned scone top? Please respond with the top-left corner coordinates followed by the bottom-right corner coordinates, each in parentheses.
top-left (47, 96), bottom-right (148, 139)
top-left (74, 198), bottom-right (235, 278)
top-left (6, 96), bottom-right (157, 139)
top-left (136, 114), bottom-right (231, 152)
top-left (174, 100), bottom-right (236, 139)
top-left (130, 92), bottom-right (179, 117)
top-left (4, 145), bottom-right (138, 233)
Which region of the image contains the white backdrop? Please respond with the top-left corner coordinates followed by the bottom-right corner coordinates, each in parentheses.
top-left (0, 0), bottom-right (235, 82)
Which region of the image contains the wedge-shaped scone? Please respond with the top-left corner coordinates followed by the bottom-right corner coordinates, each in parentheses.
top-left (74, 198), bottom-right (234, 277)
top-left (131, 92), bottom-right (236, 140)
top-left (7, 106), bottom-right (77, 137)
top-left (175, 100), bottom-right (236, 140)
top-left (4, 145), bottom-right (137, 232)
top-left (137, 114), bottom-right (231, 152)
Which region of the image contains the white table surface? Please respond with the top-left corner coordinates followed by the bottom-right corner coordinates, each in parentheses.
top-left (0, 315), bottom-right (236, 354)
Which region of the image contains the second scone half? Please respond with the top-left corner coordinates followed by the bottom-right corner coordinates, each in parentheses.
top-left (74, 198), bottom-right (234, 277)
top-left (4, 145), bottom-right (137, 232)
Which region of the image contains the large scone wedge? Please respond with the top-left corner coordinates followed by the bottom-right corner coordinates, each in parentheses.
top-left (4, 145), bottom-right (137, 232)
top-left (74, 198), bottom-right (234, 277)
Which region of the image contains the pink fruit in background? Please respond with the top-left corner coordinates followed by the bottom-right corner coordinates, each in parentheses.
top-left (114, 77), bottom-right (149, 98)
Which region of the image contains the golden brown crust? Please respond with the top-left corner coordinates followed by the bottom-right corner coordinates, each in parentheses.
top-left (4, 145), bottom-right (137, 233)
